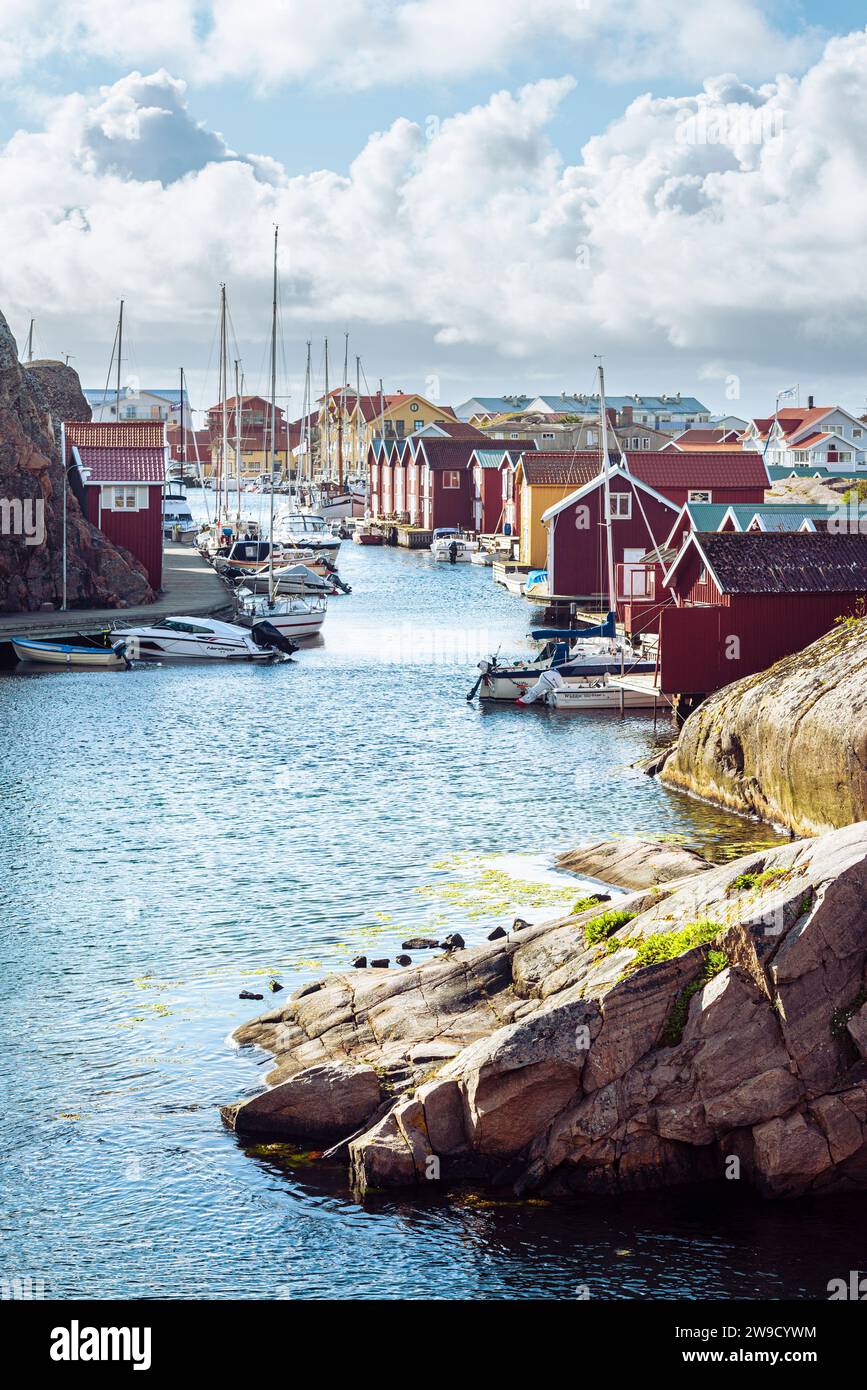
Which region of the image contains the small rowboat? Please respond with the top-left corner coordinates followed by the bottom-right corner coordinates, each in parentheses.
top-left (11, 634), bottom-right (130, 669)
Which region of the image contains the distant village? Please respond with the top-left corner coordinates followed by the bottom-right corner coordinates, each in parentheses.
top-left (73, 380), bottom-right (867, 711)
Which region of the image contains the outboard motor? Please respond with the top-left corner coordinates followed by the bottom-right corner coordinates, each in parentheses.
top-left (251, 620), bottom-right (298, 657)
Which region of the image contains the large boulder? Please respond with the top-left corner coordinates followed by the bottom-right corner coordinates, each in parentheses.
top-left (222, 1062), bottom-right (382, 1141)
top-left (556, 836), bottom-right (712, 889)
top-left (0, 312), bottom-right (153, 611)
top-left (227, 824), bottom-right (867, 1201)
top-left (659, 618), bottom-right (867, 836)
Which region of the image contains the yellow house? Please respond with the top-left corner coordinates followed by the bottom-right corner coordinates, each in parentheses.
top-left (318, 389), bottom-right (460, 476)
top-left (515, 453), bottom-right (602, 567)
top-left (206, 396), bottom-right (288, 478)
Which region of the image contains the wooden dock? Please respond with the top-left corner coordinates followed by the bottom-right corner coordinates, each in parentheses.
top-left (0, 543), bottom-right (228, 653)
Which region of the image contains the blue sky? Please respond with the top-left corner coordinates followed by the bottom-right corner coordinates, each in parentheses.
top-left (1, 2), bottom-right (866, 417)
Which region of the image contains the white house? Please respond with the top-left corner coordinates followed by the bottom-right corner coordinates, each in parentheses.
top-left (84, 387), bottom-right (189, 425)
top-left (743, 403), bottom-right (867, 472)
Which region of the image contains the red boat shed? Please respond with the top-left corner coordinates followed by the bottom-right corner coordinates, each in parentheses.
top-left (542, 464), bottom-right (681, 600)
top-left (64, 421), bottom-right (167, 588)
top-left (658, 530), bottom-right (867, 696)
top-left (623, 451), bottom-right (769, 508)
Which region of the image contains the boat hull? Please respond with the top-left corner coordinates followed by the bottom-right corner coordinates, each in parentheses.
top-left (11, 637), bottom-right (127, 669)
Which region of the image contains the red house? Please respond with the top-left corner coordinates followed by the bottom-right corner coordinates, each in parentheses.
top-left (471, 448), bottom-right (513, 533)
top-left (64, 421), bottom-right (167, 588)
top-left (65, 414), bottom-right (166, 583)
top-left (542, 464), bottom-right (681, 600)
top-left (624, 451), bottom-right (769, 508)
top-left (658, 531), bottom-right (867, 696)
top-left (369, 436), bottom-right (520, 529)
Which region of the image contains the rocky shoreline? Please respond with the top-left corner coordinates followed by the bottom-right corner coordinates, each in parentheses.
top-left (223, 828), bottom-right (867, 1201)
top-left (657, 617), bottom-right (867, 836)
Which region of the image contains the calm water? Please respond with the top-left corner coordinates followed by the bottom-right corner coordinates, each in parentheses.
top-left (1, 533), bottom-right (864, 1300)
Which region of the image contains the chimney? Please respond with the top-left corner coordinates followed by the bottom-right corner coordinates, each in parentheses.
top-left (621, 405), bottom-right (633, 424)
top-left (808, 394), bottom-right (814, 409)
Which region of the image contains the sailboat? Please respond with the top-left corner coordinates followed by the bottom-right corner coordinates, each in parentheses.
top-left (468, 363), bottom-right (658, 708)
top-left (517, 363), bottom-right (658, 710)
top-left (234, 227), bottom-right (327, 644)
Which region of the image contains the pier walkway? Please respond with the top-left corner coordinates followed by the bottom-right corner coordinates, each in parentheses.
top-left (0, 543), bottom-right (228, 649)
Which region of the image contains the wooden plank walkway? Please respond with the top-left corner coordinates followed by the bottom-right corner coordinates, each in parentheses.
top-left (0, 543), bottom-right (228, 644)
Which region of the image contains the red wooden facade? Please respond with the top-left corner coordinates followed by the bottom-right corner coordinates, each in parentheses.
top-left (658, 532), bottom-right (867, 695)
top-left (545, 474), bottom-right (679, 600)
top-left (83, 484), bottom-right (164, 588)
top-left (65, 421), bottom-right (167, 589)
top-left (368, 436), bottom-right (521, 530)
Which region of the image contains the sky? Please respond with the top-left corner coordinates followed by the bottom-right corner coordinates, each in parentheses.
top-left (1, 1), bottom-right (866, 422)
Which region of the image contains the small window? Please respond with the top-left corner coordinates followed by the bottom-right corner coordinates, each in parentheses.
top-left (609, 493), bottom-right (631, 519)
top-left (688, 489), bottom-right (712, 503)
top-left (443, 470), bottom-right (461, 489)
top-left (699, 566), bottom-right (708, 584)
top-left (541, 431), bottom-right (555, 440)
top-left (413, 420), bottom-right (424, 431)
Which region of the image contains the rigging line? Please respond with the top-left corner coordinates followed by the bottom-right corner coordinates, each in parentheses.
top-left (100, 312), bottom-right (121, 412)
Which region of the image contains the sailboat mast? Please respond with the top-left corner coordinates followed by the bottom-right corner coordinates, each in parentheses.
top-left (234, 359), bottom-right (242, 530)
top-left (337, 331), bottom-right (348, 492)
top-left (220, 288), bottom-right (230, 530)
top-left (268, 226), bottom-right (279, 601)
top-left (597, 362), bottom-right (617, 617)
top-left (355, 354), bottom-right (361, 474)
top-left (303, 340), bottom-right (312, 486)
top-left (323, 338), bottom-right (331, 485)
top-left (26, 319), bottom-right (34, 363)
top-left (115, 299), bottom-right (124, 420)
top-left (179, 366), bottom-right (186, 478)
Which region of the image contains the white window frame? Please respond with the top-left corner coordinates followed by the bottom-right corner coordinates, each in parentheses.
top-left (442, 470), bottom-right (461, 490)
top-left (102, 485), bottom-right (148, 511)
top-left (609, 492), bottom-right (632, 519)
top-left (688, 489), bottom-right (712, 503)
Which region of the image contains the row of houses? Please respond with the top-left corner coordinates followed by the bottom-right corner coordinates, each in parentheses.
top-left (367, 429), bottom-right (867, 702)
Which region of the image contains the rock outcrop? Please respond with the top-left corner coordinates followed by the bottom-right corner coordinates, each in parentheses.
top-left (556, 836), bottom-right (712, 889)
top-left (659, 619), bottom-right (867, 835)
top-left (224, 823), bottom-right (867, 1201)
top-left (0, 314), bottom-right (154, 611)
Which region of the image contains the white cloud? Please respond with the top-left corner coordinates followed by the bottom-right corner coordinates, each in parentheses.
top-left (2, 34), bottom-right (867, 407)
top-left (0, 0), bottom-right (822, 88)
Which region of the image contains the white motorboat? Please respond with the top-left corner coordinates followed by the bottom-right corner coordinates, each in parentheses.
top-left (163, 491), bottom-right (198, 540)
top-left (516, 668), bottom-right (659, 710)
top-left (430, 529), bottom-right (480, 562)
top-left (472, 624), bottom-right (655, 702)
top-left (12, 634), bottom-right (130, 669)
top-left (234, 592), bottom-right (327, 640)
top-left (271, 512), bottom-right (341, 554)
top-left (112, 616), bottom-right (292, 661)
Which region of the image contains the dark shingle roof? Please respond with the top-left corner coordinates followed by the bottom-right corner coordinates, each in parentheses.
top-left (695, 531), bottom-right (867, 594)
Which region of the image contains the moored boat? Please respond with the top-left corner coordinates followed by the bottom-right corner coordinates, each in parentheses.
top-left (234, 592), bottom-right (327, 641)
top-left (353, 521), bottom-right (384, 546)
top-left (430, 529), bottom-right (480, 562)
top-left (112, 616), bottom-right (292, 661)
top-left (11, 634), bottom-right (130, 669)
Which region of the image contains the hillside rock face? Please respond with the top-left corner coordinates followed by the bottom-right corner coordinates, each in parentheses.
top-left (0, 314), bottom-right (153, 611)
top-left (225, 824), bottom-right (867, 1200)
top-left (659, 619), bottom-right (867, 836)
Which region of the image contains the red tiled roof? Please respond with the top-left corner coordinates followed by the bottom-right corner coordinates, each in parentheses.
top-left (626, 451), bottom-right (768, 489)
top-left (415, 437), bottom-right (520, 469)
top-left (520, 454), bottom-right (602, 487)
top-left (65, 421), bottom-right (165, 449)
top-left (76, 446), bottom-right (166, 484)
top-left (789, 432), bottom-right (830, 449)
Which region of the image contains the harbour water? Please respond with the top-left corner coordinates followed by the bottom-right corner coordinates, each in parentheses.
top-left (2, 535), bottom-right (864, 1300)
